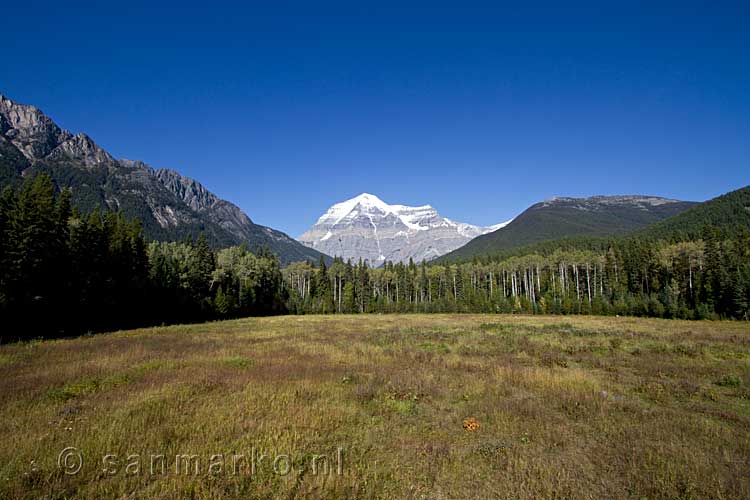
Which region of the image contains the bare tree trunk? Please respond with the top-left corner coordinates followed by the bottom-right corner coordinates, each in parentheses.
top-left (529, 268), bottom-right (536, 305)
top-left (592, 265), bottom-right (597, 298)
top-left (551, 270), bottom-right (556, 299)
top-left (614, 258), bottom-right (619, 285)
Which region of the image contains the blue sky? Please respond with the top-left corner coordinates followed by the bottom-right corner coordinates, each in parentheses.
top-left (3, 1), bottom-right (749, 236)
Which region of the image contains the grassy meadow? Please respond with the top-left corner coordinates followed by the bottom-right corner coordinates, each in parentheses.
top-left (1, 315), bottom-right (749, 499)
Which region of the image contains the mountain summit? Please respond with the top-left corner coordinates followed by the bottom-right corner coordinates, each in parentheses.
top-left (299, 193), bottom-right (511, 264)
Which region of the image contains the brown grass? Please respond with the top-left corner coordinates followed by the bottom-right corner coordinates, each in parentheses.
top-left (0, 314), bottom-right (749, 499)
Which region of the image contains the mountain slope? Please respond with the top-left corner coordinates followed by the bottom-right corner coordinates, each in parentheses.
top-left (440, 195), bottom-right (697, 262)
top-left (637, 186), bottom-right (750, 240)
top-left (299, 193), bottom-right (511, 264)
top-left (0, 94), bottom-right (328, 265)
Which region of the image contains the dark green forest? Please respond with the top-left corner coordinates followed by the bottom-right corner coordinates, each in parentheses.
top-left (287, 232), bottom-right (748, 320)
top-left (1, 176), bottom-right (749, 341)
top-left (0, 175), bottom-right (288, 341)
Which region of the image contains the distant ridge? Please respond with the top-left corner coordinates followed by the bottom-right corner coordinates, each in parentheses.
top-left (439, 194), bottom-right (696, 262)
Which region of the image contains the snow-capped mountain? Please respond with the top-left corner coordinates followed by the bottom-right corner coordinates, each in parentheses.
top-left (298, 193), bottom-right (512, 265)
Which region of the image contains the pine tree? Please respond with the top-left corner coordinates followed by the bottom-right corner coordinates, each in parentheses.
top-left (214, 285), bottom-right (232, 317)
top-left (315, 255), bottom-right (334, 313)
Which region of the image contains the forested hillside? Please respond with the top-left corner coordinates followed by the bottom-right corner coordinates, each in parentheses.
top-left (440, 195), bottom-right (696, 262)
top-left (637, 186), bottom-right (750, 240)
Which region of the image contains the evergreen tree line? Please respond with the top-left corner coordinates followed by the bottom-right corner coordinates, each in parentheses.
top-left (0, 175), bottom-right (287, 341)
top-left (284, 227), bottom-right (750, 320)
top-left (2, 175), bottom-right (748, 341)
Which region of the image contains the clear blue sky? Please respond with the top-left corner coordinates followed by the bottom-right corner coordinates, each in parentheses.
top-left (3, 1), bottom-right (749, 236)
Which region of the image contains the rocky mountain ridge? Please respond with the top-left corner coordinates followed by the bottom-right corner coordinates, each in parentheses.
top-left (0, 94), bottom-right (327, 265)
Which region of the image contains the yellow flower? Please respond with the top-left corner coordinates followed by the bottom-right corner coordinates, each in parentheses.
top-left (462, 417), bottom-right (480, 431)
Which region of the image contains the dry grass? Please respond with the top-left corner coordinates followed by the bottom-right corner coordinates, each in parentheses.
top-left (0, 315), bottom-right (749, 499)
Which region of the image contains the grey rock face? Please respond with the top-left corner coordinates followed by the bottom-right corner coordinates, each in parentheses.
top-left (154, 168), bottom-right (262, 242)
top-left (47, 133), bottom-right (114, 167)
top-left (299, 193), bottom-right (510, 265)
top-left (0, 94), bottom-right (72, 159)
top-left (156, 168), bottom-right (222, 213)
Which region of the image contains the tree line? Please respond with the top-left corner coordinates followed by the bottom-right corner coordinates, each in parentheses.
top-left (285, 229), bottom-right (750, 320)
top-left (0, 175), bottom-right (287, 341)
top-left (2, 175), bottom-right (748, 341)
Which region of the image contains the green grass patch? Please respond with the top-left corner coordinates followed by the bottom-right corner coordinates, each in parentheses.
top-left (0, 353), bottom-right (18, 366)
top-left (221, 356), bottom-right (255, 369)
top-left (46, 373), bottom-right (131, 402)
top-left (418, 341), bottom-right (451, 353)
top-left (715, 374), bottom-right (743, 387)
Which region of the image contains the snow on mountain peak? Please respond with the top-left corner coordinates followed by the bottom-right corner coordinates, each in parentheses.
top-left (319, 193), bottom-right (386, 223)
top-left (318, 193), bottom-right (435, 228)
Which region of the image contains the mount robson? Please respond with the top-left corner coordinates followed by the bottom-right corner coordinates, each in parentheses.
top-left (0, 94), bottom-right (327, 266)
top-left (298, 193), bottom-right (512, 265)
